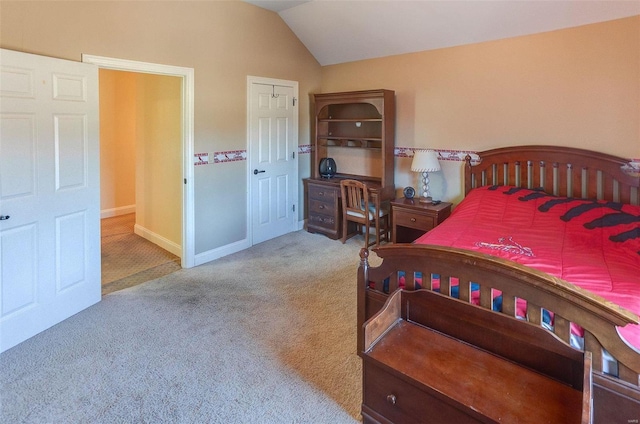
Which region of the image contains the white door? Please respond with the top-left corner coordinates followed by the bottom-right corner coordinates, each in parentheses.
top-left (248, 79), bottom-right (298, 244)
top-left (0, 49), bottom-right (100, 353)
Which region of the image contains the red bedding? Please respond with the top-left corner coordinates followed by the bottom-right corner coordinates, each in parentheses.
top-left (414, 185), bottom-right (640, 350)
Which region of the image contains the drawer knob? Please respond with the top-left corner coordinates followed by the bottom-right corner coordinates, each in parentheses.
top-left (410, 217), bottom-right (416, 222)
top-left (319, 205), bottom-right (324, 209)
top-left (386, 394), bottom-right (397, 405)
top-left (318, 192), bottom-right (324, 196)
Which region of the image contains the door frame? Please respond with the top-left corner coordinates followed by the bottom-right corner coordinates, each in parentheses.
top-left (246, 76), bottom-right (299, 245)
top-left (82, 54), bottom-right (195, 268)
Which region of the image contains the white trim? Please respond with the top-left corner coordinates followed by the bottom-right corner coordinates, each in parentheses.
top-left (100, 204), bottom-right (136, 219)
top-left (246, 76), bottom-right (299, 245)
top-left (134, 224), bottom-right (182, 257)
top-left (82, 54), bottom-right (195, 268)
top-left (194, 238), bottom-right (252, 267)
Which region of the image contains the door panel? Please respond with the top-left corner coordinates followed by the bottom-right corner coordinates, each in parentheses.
top-left (0, 114), bottom-right (36, 198)
top-left (55, 114), bottom-right (88, 190)
top-left (249, 81), bottom-right (297, 244)
top-left (56, 211), bottom-right (87, 291)
top-left (1, 224), bottom-right (37, 316)
top-left (0, 49), bottom-right (100, 353)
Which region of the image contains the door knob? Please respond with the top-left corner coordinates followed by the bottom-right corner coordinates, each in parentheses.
top-left (0, 215), bottom-right (10, 221)
top-left (253, 169), bottom-right (265, 175)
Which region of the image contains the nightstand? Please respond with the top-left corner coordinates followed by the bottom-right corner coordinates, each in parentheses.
top-left (391, 198), bottom-right (452, 243)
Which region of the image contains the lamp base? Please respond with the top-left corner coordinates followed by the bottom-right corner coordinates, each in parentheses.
top-left (418, 196), bottom-right (433, 203)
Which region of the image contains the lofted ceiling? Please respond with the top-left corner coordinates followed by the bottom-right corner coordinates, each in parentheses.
top-left (243, 0), bottom-right (640, 66)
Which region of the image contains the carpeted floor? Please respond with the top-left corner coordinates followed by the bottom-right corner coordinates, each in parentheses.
top-left (101, 214), bottom-right (181, 295)
top-left (1, 230), bottom-right (380, 423)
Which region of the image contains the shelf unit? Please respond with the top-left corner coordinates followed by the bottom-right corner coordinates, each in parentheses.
top-left (312, 89), bottom-right (395, 190)
top-left (305, 89), bottom-right (395, 240)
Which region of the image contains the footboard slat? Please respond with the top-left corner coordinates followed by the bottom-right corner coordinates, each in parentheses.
top-left (459, 279), bottom-right (471, 303)
top-left (584, 331), bottom-right (604, 372)
top-left (440, 274), bottom-right (451, 297)
top-left (554, 315), bottom-right (572, 344)
top-left (502, 294), bottom-right (515, 317)
top-left (528, 302), bottom-right (542, 326)
top-left (405, 270), bottom-right (417, 291)
top-left (479, 285), bottom-right (492, 309)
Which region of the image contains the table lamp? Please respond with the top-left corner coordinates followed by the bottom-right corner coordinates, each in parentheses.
top-left (411, 149), bottom-right (441, 202)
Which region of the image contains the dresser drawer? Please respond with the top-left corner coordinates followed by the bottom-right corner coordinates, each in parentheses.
top-left (363, 363), bottom-right (478, 424)
top-left (309, 198), bottom-right (335, 216)
top-left (309, 211), bottom-right (336, 227)
top-left (363, 363), bottom-right (433, 423)
top-left (393, 209), bottom-right (435, 231)
top-left (308, 184), bottom-right (338, 205)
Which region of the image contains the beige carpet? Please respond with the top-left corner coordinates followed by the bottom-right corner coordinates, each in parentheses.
top-left (0, 230), bottom-right (380, 423)
top-left (101, 214), bottom-right (181, 295)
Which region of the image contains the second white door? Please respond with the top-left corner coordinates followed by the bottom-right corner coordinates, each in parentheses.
top-left (248, 79), bottom-right (298, 245)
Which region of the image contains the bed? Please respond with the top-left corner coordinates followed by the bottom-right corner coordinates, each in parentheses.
top-left (357, 145), bottom-right (640, 423)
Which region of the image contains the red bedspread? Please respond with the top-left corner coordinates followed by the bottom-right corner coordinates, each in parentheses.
top-left (414, 186), bottom-right (640, 349)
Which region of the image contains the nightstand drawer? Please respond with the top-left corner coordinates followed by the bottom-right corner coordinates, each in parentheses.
top-left (394, 209), bottom-right (435, 231)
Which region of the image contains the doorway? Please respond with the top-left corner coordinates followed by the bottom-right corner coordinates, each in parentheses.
top-left (83, 55), bottom-right (195, 269)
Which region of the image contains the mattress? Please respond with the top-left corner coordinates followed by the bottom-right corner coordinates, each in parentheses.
top-left (413, 185), bottom-right (640, 349)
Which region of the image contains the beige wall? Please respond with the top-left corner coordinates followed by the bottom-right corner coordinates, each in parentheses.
top-left (135, 73), bottom-right (183, 248)
top-left (2, 2), bottom-right (637, 248)
top-left (0, 1), bottom-right (322, 255)
top-left (99, 70), bottom-right (137, 215)
top-left (322, 16), bottom-right (640, 202)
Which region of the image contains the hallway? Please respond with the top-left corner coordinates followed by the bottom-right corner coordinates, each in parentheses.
top-left (101, 214), bottom-right (181, 295)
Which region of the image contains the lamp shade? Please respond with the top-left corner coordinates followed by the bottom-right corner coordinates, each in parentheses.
top-left (411, 150), bottom-right (441, 172)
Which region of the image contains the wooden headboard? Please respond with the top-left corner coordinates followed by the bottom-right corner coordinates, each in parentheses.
top-left (464, 145), bottom-right (640, 205)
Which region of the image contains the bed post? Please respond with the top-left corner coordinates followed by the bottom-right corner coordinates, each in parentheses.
top-left (464, 154), bottom-right (474, 195)
top-left (357, 248), bottom-right (370, 355)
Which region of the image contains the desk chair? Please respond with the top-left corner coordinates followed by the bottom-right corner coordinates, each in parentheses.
top-left (340, 179), bottom-right (390, 247)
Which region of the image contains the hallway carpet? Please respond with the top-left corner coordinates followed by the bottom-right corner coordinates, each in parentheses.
top-left (101, 214), bottom-right (181, 295)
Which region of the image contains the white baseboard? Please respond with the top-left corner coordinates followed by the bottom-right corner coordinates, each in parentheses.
top-left (194, 225), bottom-right (307, 267)
top-left (101, 204), bottom-right (136, 219)
top-left (134, 224), bottom-right (182, 258)
top-left (194, 238), bottom-right (252, 267)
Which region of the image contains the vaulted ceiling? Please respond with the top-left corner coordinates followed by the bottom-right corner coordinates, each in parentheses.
top-left (244, 1), bottom-right (640, 66)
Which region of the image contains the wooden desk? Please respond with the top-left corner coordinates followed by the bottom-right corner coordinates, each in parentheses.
top-left (390, 197), bottom-right (452, 243)
top-left (304, 176), bottom-right (394, 240)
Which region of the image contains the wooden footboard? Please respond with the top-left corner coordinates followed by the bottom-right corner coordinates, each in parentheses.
top-left (357, 245), bottom-right (640, 424)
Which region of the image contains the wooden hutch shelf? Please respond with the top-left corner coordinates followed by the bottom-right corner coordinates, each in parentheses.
top-left (304, 89), bottom-right (395, 240)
